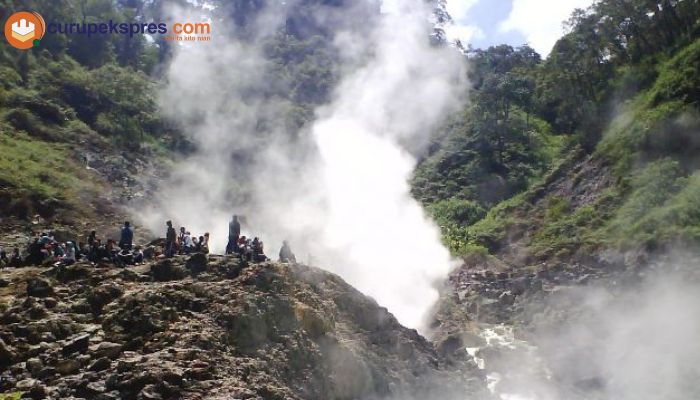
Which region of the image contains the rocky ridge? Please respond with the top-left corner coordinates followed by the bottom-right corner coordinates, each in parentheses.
top-left (0, 254), bottom-right (486, 400)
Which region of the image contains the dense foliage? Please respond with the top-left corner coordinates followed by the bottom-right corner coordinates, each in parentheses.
top-left (0, 0), bottom-right (350, 219)
top-left (415, 0), bottom-right (700, 258)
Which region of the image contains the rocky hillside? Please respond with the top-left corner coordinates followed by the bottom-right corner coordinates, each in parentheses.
top-left (0, 255), bottom-right (486, 400)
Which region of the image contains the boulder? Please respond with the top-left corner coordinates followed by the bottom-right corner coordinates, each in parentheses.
top-left (0, 338), bottom-right (16, 367)
top-left (57, 264), bottom-right (92, 282)
top-left (62, 333), bottom-right (90, 355)
top-left (26, 357), bottom-right (43, 376)
top-left (16, 378), bottom-right (46, 399)
top-left (87, 285), bottom-right (123, 313)
top-left (56, 358), bottom-right (81, 375)
top-left (89, 357), bottom-right (112, 372)
top-left (138, 384), bottom-right (163, 400)
top-left (86, 380), bottom-right (107, 394)
top-left (185, 253), bottom-right (208, 274)
top-left (150, 260), bottom-right (187, 282)
top-left (26, 278), bottom-right (53, 297)
top-left (95, 342), bottom-right (122, 359)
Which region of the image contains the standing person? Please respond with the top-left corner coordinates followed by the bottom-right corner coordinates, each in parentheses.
top-left (87, 230), bottom-right (97, 249)
top-left (226, 215), bottom-right (241, 254)
top-left (119, 222), bottom-right (134, 250)
top-left (165, 221), bottom-right (177, 258)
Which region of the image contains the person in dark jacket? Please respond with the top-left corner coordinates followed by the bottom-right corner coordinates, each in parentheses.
top-left (87, 230), bottom-right (97, 249)
top-left (226, 215), bottom-right (241, 254)
top-left (165, 220), bottom-right (177, 258)
top-left (9, 248), bottom-right (22, 268)
top-left (279, 240), bottom-right (296, 263)
top-left (119, 222), bottom-right (134, 250)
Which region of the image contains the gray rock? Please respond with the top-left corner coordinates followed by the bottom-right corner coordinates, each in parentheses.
top-left (56, 359), bottom-right (81, 375)
top-left (15, 378), bottom-right (39, 391)
top-left (95, 342), bottom-right (122, 359)
top-left (62, 333), bottom-right (90, 355)
top-left (89, 357), bottom-right (112, 372)
top-left (26, 357), bottom-right (43, 376)
top-left (150, 260), bottom-right (187, 281)
top-left (117, 359), bottom-right (137, 373)
top-left (185, 253), bottom-right (208, 273)
top-left (87, 380), bottom-right (107, 394)
top-left (0, 338), bottom-right (16, 367)
top-left (138, 384), bottom-right (163, 400)
top-left (26, 278), bottom-right (53, 297)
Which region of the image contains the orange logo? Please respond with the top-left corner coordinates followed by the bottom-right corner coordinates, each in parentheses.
top-left (4, 11), bottom-right (46, 50)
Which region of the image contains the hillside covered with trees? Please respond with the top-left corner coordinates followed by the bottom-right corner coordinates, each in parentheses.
top-left (414, 0), bottom-right (700, 263)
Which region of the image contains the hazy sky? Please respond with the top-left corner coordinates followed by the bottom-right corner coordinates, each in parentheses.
top-left (443, 0), bottom-right (596, 56)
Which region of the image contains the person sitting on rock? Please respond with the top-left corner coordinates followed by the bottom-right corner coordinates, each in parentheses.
top-left (201, 233), bottom-right (210, 254)
top-left (279, 240), bottom-right (296, 264)
top-left (88, 239), bottom-right (99, 262)
top-left (236, 235), bottom-right (247, 255)
top-left (133, 246), bottom-right (144, 264)
top-left (0, 250), bottom-right (8, 268)
top-left (9, 248), bottom-right (22, 268)
top-left (252, 237), bottom-right (266, 262)
top-left (165, 220), bottom-right (177, 258)
top-left (119, 221), bottom-right (134, 251)
top-left (178, 227), bottom-right (187, 255)
top-left (182, 231), bottom-right (195, 254)
top-left (76, 242), bottom-right (86, 261)
top-left (87, 230), bottom-right (97, 249)
top-left (106, 239), bottom-right (119, 263)
top-left (26, 239), bottom-right (44, 265)
top-left (116, 248), bottom-right (134, 266)
top-left (39, 232), bottom-right (51, 246)
top-left (55, 242), bottom-right (76, 267)
top-left (53, 242), bottom-right (66, 260)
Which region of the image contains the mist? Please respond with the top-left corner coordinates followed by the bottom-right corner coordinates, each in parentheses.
top-left (141, 0), bottom-right (467, 330)
top-left (478, 259), bottom-right (700, 400)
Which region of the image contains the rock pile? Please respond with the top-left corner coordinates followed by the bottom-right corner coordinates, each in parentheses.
top-left (0, 256), bottom-right (486, 399)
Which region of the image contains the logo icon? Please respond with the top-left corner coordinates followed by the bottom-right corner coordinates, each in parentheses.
top-left (4, 11), bottom-right (45, 50)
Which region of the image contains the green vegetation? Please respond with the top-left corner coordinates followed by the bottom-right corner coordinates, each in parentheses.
top-left (0, 0), bottom-right (344, 219)
top-left (417, 0), bottom-right (700, 262)
top-left (0, 392), bottom-right (23, 400)
top-left (0, 0), bottom-right (174, 218)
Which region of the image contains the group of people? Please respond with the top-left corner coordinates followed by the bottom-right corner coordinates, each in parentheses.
top-left (9, 223), bottom-right (147, 268)
top-left (1, 215), bottom-right (298, 269)
top-left (0, 248), bottom-right (22, 268)
top-left (225, 215), bottom-right (297, 263)
top-left (164, 220), bottom-right (210, 257)
top-left (223, 215), bottom-right (267, 262)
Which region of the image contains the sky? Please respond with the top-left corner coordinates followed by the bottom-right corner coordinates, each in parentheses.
top-left (443, 0), bottom-right (597, 57)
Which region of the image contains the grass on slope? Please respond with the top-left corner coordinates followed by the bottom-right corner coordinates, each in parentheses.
top-left (0, 124), bottom-right (102, 219)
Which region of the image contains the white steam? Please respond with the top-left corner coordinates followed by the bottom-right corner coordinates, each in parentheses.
top-left (474, 264), bottom-right (700, 400)
top-left (142, 0), bottom-right (467, 330)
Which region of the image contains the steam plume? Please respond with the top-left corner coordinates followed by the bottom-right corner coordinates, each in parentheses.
top-left (142, 0), bottom-right (467, 330)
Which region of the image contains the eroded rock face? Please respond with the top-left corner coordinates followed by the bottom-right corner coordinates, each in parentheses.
top-left (0, 255), bottom-right (487, 399)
